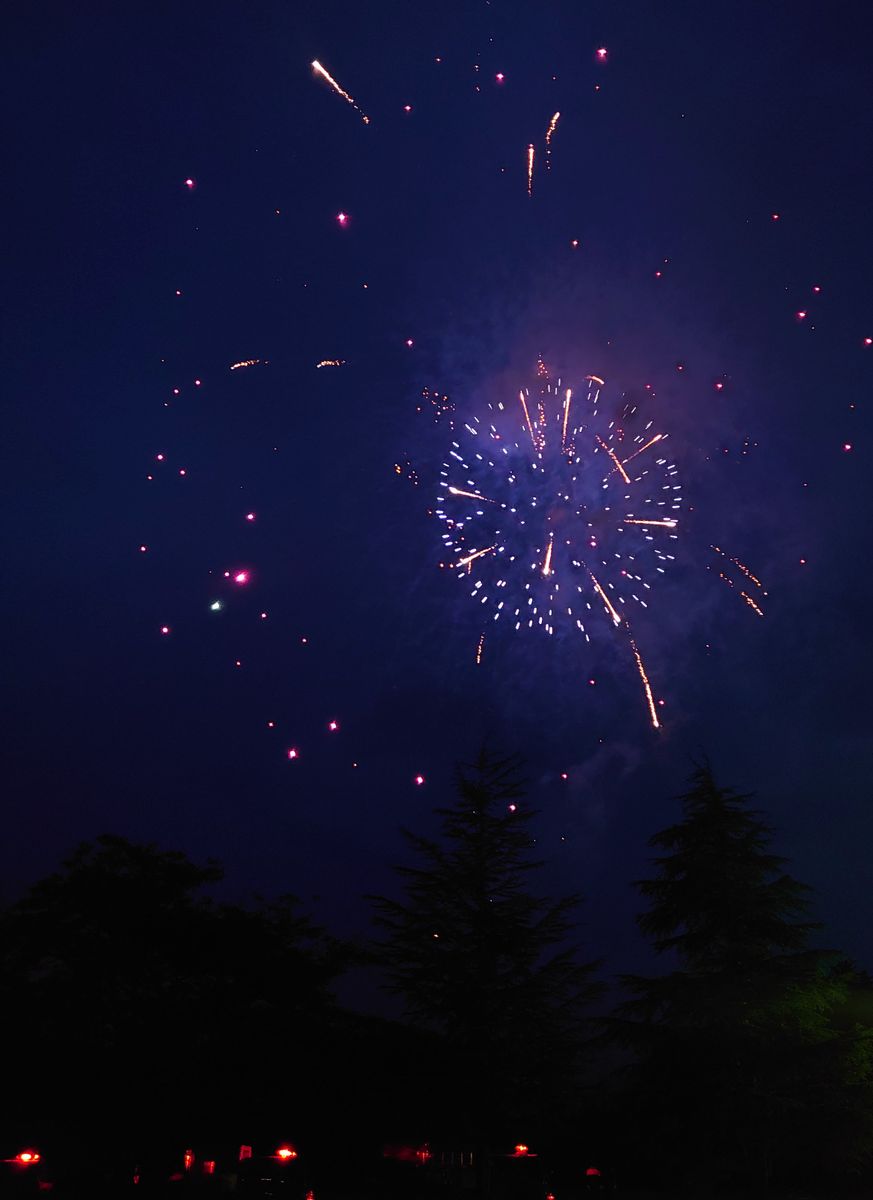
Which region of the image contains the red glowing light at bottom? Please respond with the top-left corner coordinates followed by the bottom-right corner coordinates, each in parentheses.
top-left (586, 1167), bottom-right (602, 1176)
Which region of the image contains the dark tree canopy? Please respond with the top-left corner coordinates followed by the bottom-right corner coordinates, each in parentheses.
top-left (612, 765), bottom-right (873, 1188)
top-left (370, 750), bottom-right (603, 1143)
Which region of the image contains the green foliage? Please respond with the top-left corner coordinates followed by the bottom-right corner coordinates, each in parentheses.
top-left (612, 765), bottom-right (873, 1188)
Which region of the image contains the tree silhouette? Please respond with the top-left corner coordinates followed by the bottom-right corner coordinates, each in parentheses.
top-left (612, 764), bottom-right (873, 1189)
top-left (370, 750), bottom-right (603, 1153)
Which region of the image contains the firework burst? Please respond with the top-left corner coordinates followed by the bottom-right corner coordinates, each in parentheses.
top-left (435, 361), bottom-right (682, 726)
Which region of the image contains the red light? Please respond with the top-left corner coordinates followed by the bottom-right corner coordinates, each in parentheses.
top-left (239, 1146), bottom-right (252, 1162)
top-left (203, 1162), bottom-right (215, 1175)
top-left (513, 1144), bottom-right (529, 1157)
top-left (17, 1152), bottom-right (40, 1165)
top-left (183, 1151), bottom-right (194, 1171)
top-left (585, 1167), bottom-right (602, 1176)
top-left (276, 1147), bottom-right (298, 1160)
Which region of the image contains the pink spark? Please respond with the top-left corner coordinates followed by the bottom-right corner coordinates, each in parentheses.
top-left (172, 388), bottom-right (180, 395)
top-left (184, 178), bottom-right (196, 190)
top-left (812, 285), bottom-right (821, 293)
top-left (495, 72), bottom-right (505, 83)
top-left (139, 544), bottom-right (148, 553)
top-left (800, 558), bottom-right (807, 565)
top-left (160, 625), bottom-right (170, 635)
top-left (414, 774), bottom-right (425, 786)
top-left (155, 453), bottom-right (165, 461)
top-left (406, 339), bottom-right (414, 348)
top-left (796, 310), bottom-right (807, 321)
top-left (507, 803), bottom-right (517, 812)
top-left (245, 512), bottom-right (256, 521)
top-left (403, 104), bottom-right (412, 112)
top-left (864, 337), bottom-right (872, 346)
top-left (570, 239), bottom-right (579, 248)
top-left (287, 748), bottom-right (298, 760)
top-left (676, 362), bottom-right (685, 372)
top-left (178, 469), bottom-right (187, 476)
top-left (267, 721), bottom-right (275, 728)
top-left (588, 679), bottom-right (596, 686)
top-left (328, 720), bottom-right (339, 731)
top-left (560, 773), bottom-right (568, 781)
top-left (595, 47), bottom-right (608, 60)
top-left (714, 380), bottom-right (725, 391)
top-left (336, 212), bottom-right (349, 226)
top-left (233, 571), bottom-right (249, 584)
top-left (843, 443), bottom-right (853, 452)
top-left (175, 290), bottom-right (182, 296)
top-left (771, 212), bottom-right (780, 221)
top-left (194, 378), bottom-right (201, 386)
top-left (260, 612), bottom-right (267, 619)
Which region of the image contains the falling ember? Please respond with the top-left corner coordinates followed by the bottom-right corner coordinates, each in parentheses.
top-left (630, 638), bottom-right (660, 730)
top-left (526, 144), bottom-right (535, 196)
top-left (622, 432), bottom-right (664, 464)
top-left (590, 572), bottom-right (622, 626)
top-left (316, 359), bottom-right (346, 368)
top-left (740, 591), bottom-right (765, 618)
top-left (311, 59), bottom-right (371, 124)
top-left (230, 359), bottom-right (262, 370)
top-left (545, 111), bottom-right (560, 169)
top-left (447, 485), bottom-right (495, 503)
top-left (596, 434), bottom-right (631, 484)
top-left (475, 632), bottom-right (485, 665)
top-left (623, 517), bottom-right (678, 529)
top-left (561, 388), bottom-right (572, 449)
top-left (542, 533), bottom-right (554, 576)
top-left (519, 389), bottom-right (537, 451)
top-left (454, 544), bottom-right (497, 570)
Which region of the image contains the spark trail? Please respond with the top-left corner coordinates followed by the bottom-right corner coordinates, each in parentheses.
top-left (311, 60), bottom-right (371, 125)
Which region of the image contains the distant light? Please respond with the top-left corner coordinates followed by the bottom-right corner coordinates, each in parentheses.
top-left (560, 773), bottom-right (568, 780)
top-left (507, 803), bottom-right (517, 812)
top-left (194, 378), bottom-right (201, 386)
top-left (336, 211), bottom-right (349, 226)
top-left (172, 388), bottom-right (180, 395)
top-left (586, 1167), bottom-right (602, 1176)
top-left (287, 748), bottom-right (299, 760)
top-left (183, 1151), bottom-right (194, 1171)
top-left (210, 601), bottom-right (222, 611)
top-left (771, 212), bottom-right (780, 221)
top-left (676, 362), bottom-right (685, 372)
top-left (864, 337), bottom-right (872, 346)
top-left (203, 1162), bottom-right (215, 1175)
top-left (160, 625), bottom-right (170, 635)
top-left (184, 178), bottom-right (196, 190)
top-left (595, 47), bottom-right (608, 60)
top-left (414, 774), bottom-right (425, 785)
top-left (588, 679), bottom-right (596, 686)
top-left (267, 721), bottom-right (275, 728)
top-left (403, 104), bottom-right (412, 112)
top-left (233, 571), bottom-right (249, 584)
top-left (796, 310), bottom-right (807, 321)
top-left (16, 1152), bottom-right (40, 1165)
top-left (495, 72), bottom-right (505, 83)
top-left (139, 544), bottom-right (148, 553)
top-left (405, 338), bottom-right (414, 347)
top-left (178, 468), bottom-right (187, 476)
top-left (843, 443), bottom-right (853, 452)
top-left (246, 512), bottom-right (256, 521)
top-left (328, 720), bottom-right (339, 731)
top-left (570, 239), bottom-right (579, 248)
top-left (812, 284), bottom-right (821, 293)
top-left (513, 1145), bottom-right (530, 1158)
top-left (276, 1147), bottom-right (297, 1161)
top-left (156, 453), bottom-right (165, 461)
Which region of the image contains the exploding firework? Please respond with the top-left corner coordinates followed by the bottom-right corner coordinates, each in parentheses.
top-left (435, 361), bottom-right (682, 726)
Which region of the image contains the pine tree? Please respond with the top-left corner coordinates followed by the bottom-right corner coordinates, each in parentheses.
top-left (370, 750), bottom-right (602, 1148)
top-left (613, 764), bottom-right (873, 1189)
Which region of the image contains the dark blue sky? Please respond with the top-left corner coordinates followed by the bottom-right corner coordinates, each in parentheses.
top-left (4, 0), bottom-right (873, 991)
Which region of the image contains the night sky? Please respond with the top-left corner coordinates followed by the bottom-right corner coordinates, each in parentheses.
top-left (5, 1), bottom-right (873, 995)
